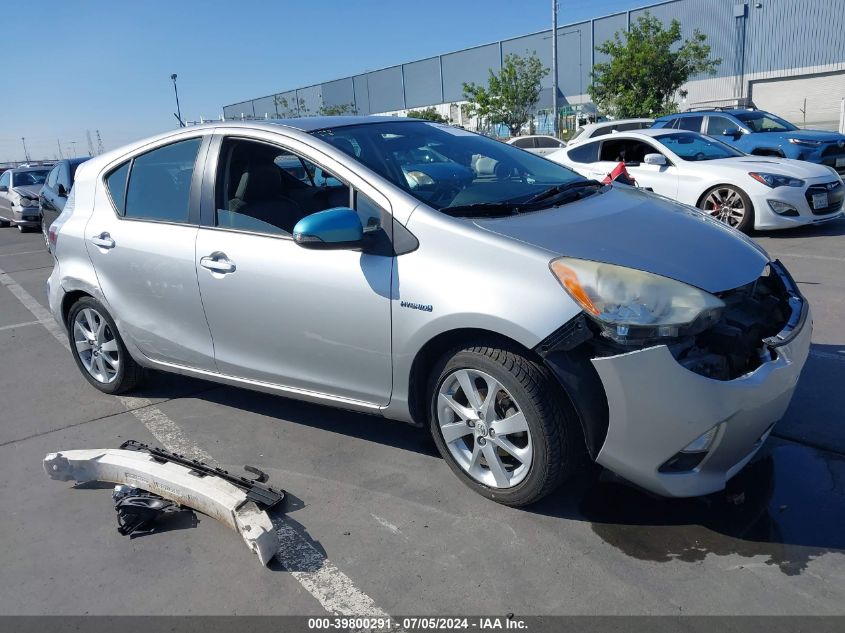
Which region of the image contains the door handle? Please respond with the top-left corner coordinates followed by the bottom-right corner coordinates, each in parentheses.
top-left (200, 252), bottom-right (236, 274)
top-left (90, 232), bottom-right (115, 249)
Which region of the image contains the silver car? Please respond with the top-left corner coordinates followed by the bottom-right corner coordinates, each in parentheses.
top-left (48, 117), bottom-right (811, 506)
top-left (0, 166), bottom-right (51, 231)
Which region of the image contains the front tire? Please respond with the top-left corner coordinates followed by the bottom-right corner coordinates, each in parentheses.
top-left (699, 185), bottom-right (754, 233)
top-left (67, 297), bottom-right (146, 394)
top-left (429, 343), bottom-right (579, 506)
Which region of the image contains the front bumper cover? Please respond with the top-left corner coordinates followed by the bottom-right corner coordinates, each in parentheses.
top-left (44, 445), bottom-right (283, 565)
top-left (590, 275), bottom-right (811, 497)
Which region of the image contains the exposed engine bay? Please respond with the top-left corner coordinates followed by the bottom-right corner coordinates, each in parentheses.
top-left (549, 261), bottom-right (802, 382)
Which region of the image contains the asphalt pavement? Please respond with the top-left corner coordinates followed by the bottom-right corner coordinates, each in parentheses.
top-left (0, 220), bottom-right (843, 616)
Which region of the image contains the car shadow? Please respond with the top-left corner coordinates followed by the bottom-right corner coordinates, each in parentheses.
top-left (751, 217), bottom-right (845, 238)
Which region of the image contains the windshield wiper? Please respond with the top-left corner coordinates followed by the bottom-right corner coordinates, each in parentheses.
top-left (442, 180), bottom-right (605, 218)
top-left (523, 179), bottom-right (603, 204)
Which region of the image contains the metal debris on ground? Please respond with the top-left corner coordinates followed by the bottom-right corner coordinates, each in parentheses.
top-left (43, 440), bottom-right (286, 566)
top-left (112, 484), bottom-right (190, 536)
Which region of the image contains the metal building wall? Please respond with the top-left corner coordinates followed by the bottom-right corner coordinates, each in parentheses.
top-left (222, 0), bottom-right (845, 119)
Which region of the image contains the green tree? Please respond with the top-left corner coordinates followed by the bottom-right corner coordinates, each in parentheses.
top-left (405, 107), bottom-right (446, 123)
top-left (318, 103), bottom-right (358, 116)
top-left (462, 52), bottom-right (549, 137)
top-left (589, 12), bottom-right (721, 118)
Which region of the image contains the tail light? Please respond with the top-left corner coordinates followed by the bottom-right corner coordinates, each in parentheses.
top-left (48, 223), bottom-right (60, 252)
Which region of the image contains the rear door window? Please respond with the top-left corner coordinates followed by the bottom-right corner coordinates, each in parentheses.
top-left (676, 116), bottom-right (704, 132)
top-left (567, 141), bottom-right (600, 163)
top-left (512, 137), bottom-right (536, 149)
top-left (124, 138), bottom-right (201, 222)
top-left (536, 137), bottom-right (562, 149)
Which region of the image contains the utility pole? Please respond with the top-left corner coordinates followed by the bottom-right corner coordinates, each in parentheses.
top-left (86, 130), bottom-right (95, 157)
top-left (57, 139), bottom-right (64, 159)
top-left (21, 137), bottom-right (30, 162)
top-left (96, 130), bottom-right (105, 155)
top-left (552, 0), bottom-right (559, 138)
top-left (70, 141), bottom-right (78, 157)
top-left (171, 73), bottom-right (184, 127)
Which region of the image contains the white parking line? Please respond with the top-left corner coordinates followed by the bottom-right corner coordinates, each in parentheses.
top-left (0, 263), bottom-right (392, 618)
top-left (775, 252), bottom-right (845, 263)
top-left (0, 250), bottom-right (47, 257)
top-left (0, 319), bottom-right (42, 332)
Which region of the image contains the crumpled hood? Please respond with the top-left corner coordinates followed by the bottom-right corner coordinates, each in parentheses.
top-left (12, 185), bottom-right (42, 198)
top-left (473, 185), bottom-right (770, 293)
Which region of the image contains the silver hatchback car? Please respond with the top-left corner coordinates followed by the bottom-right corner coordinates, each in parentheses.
top-left (48, 117), bottom-right (811, 506)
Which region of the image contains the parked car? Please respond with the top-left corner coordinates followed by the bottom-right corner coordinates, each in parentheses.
top-left (567, 118), bottom-right (654, 146)
top-left (48, 117), bottom-right (810, 506)
top-left (506, 135), bottom-right (566, 155)
top-left (0, 166), bottom-right (50, 231)
top-left (653, 108), bottom-right (845, 174)
top-left (547, 128), bottom-right (844, 232)
top-left (39, 158), bottom-right (89, 250)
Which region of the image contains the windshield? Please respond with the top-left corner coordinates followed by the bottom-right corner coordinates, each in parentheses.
top-left (12, 170), bottom-right (49, 186)
top-left (735, 111), bottom-right (797, 133)
top-left (655, 133), bottom-right (745, 161)
top-left (311, 121), bottom-right (587, 213)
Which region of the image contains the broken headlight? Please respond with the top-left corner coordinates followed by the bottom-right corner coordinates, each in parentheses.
top-left (550, 257), bottom-right (725, 344)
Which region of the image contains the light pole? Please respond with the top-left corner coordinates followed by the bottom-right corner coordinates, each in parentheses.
top-left (21, 137), bottom-right (30, 162)
top-left (552, 0), bottom-right (559, 138)
top-left (70, 141), bottom-right (78, 157)
top-left (171, 73), bottom-right (184, 127)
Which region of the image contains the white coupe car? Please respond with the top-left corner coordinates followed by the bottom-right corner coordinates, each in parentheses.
top-left (547, 128), bottom-right (845, 232)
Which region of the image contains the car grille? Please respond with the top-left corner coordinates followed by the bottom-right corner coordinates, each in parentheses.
top-left (805, 181), bottom-right (845, 215)
top-left (821, 143), bottom-right (845, 157)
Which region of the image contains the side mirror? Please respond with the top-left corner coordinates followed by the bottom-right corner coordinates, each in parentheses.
top-left (0, 185), bottom-right (7, 193)
top-left (293, 207), bottom-right (363, 250)
top-left (58, 184), bottom-right (68, 198)
top-left (643, 153), bottom-right (667, 166)
top-left (725, 128), bottom-right (743, 139)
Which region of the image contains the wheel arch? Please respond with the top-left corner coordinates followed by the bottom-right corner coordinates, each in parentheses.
top-left (61, 289), bottom-right (93, 327)
top-left (407, 327), bottom-right (541, 428)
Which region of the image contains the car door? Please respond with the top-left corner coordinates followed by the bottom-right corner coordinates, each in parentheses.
top-left (535, 137), bottom-right (564, 156)
top-left (41, 165), bottom-right (61, 228)
top-left (194, 133), bottom-right (393, 406)
top-left (704, 115), bottom-right (744, 147)
top-left (594, 137), bottom-right (679, 196)
top-left (85, 134), bottom-right (217, 371)
top-left (0, 171), bottom-right (12, 218)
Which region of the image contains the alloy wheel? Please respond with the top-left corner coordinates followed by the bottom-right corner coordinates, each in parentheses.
top-left (702, 187), bottom-right (746, 227)
top-left (436, 368), bottom-right (533, 488)
top-left (73, 308), bottom-right (120, 384)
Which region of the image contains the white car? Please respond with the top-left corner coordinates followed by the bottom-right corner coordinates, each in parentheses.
top-left (566, 118), bottom-right (654, 147)
top-left (547, 128), bottom-right (845, 232)
top-left (506, 135), bottom-right (565, 155)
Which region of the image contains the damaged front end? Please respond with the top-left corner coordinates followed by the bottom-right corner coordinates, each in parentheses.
top-left (44, 441), bottom-right (285, 566)
top-left (539, 259), bottom-right (811, 497)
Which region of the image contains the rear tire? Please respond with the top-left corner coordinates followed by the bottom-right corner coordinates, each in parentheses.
top-left (67, 297), bottom-right (146, 394)
top-left (0, 219), bottom-right (10, 227)
top-left (428, 342), bottom-right (579, 507)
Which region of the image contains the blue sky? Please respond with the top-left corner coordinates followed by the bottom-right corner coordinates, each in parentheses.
top-left (0, 0), bottom-right (645, 162)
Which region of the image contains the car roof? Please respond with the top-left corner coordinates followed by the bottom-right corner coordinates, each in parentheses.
top-left (571, 128), bottom-right (692, 141)
top-left (221, 115), bottom-right (420, 133)
top-left (9, 166), bottom-right (51, 173)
